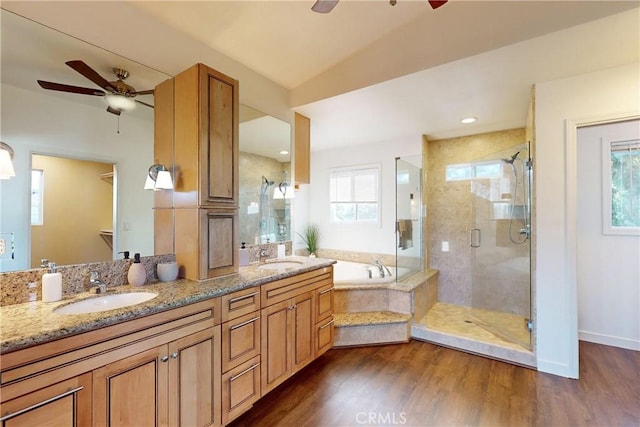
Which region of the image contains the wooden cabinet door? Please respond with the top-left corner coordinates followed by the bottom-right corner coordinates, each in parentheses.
top-left (291, 291), bottom-right (314, 372)
top-left (221, 355), bottom-right (261, 425)
top-left (168, 327), bottom-right (221, 427)
top-left (93, 346), bottom-right (169, 427)
top-left (222, 311), bottom-right (261, 372)
top-left (316, 316), bottom-right (335, 357)
top-left (260, 300), bottom-right (291, 394)
top-left (201, 209), bottom-right (239, 279)
top-left (199, 65), bottom-right (239, 207)
top-left (0, 373), bottom-right (91, 427)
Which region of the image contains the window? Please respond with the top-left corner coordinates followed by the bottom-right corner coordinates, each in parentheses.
top-left (31, 169), bottom-right (44, 226)
top-left (329, 165), bottom-right (380, 224)
top-left (602, 139), bottom-right (640, 235)
top-left (445, 160), bottom-right (502, 182)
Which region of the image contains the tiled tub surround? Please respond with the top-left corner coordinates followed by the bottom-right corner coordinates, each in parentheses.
top-left (329, 255), bottom-right (437, 347)
top-left (0, 256), bottom-right (335, 353)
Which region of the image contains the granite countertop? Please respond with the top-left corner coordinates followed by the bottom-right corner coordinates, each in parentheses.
top-left (0, 256), bottom-right (335, 354)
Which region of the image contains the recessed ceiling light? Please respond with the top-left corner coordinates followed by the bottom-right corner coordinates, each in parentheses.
top-left (280, 150), bottom-right (289, 155)
top-left (461, 117), bottom-right (477, 124)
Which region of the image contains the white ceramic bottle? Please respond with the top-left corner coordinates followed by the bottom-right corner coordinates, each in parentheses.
top-left (128, 253), bottom-right (146, 286)
top-left (42, 262), bottom-right (62, 302)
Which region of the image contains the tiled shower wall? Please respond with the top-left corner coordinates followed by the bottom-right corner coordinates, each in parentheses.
top-left (426, 128), bottom-right (529, 314)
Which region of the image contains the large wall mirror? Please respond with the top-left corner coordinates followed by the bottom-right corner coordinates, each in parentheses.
top-left (239, 105), bottom-right (292, 246)
top-left (0, 9), bottom-right (292, 273)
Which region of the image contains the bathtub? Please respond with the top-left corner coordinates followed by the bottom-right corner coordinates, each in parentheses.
top-left (332, 260), bottom-right (412, 288)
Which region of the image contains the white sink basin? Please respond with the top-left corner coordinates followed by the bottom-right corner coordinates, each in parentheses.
top-left (257, 261), bottom-right (304, 270)
top-left (54, 292), bottom-right (158, 315)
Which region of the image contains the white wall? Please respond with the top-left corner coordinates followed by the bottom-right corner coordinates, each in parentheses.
top-left (300, 137), bottom-right (422, 255)
top-left (535, 62), bottom-right (640, 377)
top-left (0, 84), bottom-right (154, 271)
top-left (576, 120), bottom-right (639, 350)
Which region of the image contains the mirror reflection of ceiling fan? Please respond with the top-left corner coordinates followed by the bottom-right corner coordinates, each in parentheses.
top-left (312, 0), bottom-right (447, 13)
top-left (37, 60), bottom-right (154, 116)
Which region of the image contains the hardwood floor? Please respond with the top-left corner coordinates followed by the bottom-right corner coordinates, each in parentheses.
top-left (229, 340), bottom-right (639, 427)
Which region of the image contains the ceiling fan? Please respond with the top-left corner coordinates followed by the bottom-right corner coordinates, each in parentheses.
top-left (312, 0), bottom-right (447, 13)
top-left (37, 60), bottom-right (154, 116)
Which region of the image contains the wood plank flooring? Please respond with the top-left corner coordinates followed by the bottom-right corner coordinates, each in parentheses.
top-left (229, 340), bottom-right (639, 427)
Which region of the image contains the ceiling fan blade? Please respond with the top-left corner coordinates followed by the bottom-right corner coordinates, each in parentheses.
top-left (106, 106), bottom-right (121, 116)
top-left (135, 100), bottom-right (154, 109)
top-left (66, 60), bottom-right (116, 92)
top-left (312, 0), bottom-right (339, 13)
top-left (132, 89), bottom-right (155, 96)
top-left (37, 80), bottom-right (105, 96)
top-left (428, 0), bottom-right (447, 9)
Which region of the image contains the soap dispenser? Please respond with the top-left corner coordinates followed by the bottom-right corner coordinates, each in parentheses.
top-left (128, 253), bottom-right (146, 286)
top-left (42, 262), bottom-right (62, 302)
top-left (239, 242), bottom-right (250, 267)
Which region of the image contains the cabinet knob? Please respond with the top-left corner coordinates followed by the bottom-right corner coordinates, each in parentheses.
top-left (171, 352), bottom-right (179, 359)
top-left (161, 355), bottom-right (169, 362)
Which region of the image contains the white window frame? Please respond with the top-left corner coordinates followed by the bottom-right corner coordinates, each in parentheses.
top-left (31, 169), bottom-right (44, 226)
top-left (601, 138), bottom-right (640, 236)
top-left (329, 164), bottom-right (381, 226)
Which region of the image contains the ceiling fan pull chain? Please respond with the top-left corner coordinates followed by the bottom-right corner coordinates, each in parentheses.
top-left (117, 115), bottom-right (120, 134)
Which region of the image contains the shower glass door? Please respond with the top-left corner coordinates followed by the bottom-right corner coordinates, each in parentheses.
top-left (395, 156), bottom-right (424, 281)
top-left (469, 143), bottom-right (532, 350)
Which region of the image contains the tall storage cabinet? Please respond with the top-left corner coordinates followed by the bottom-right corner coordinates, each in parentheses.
top-left (154, 63), bottom-right (240, 280)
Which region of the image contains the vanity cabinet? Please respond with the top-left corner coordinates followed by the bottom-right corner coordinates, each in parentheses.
top-left (154, 62), bottom-right (240, 281)
top-left (220, 288), bottom-right (262, 425)
top-left (0, 373), bottom-right (91, 426)
top-left (0, 299), bottom-right (221, 427)
top-left (315, 283), bottom-right (335, 357)
top-left (260, 266), bottom-right (334, 395)
top-left (92, 327), bottom-right (221, 427)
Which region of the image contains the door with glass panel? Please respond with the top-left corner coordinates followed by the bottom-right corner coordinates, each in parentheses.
top-left (469, 143), bottom-right (532, 350)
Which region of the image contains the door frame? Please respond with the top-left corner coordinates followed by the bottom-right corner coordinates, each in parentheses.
top-left (564, 111), bottom-right (639, 376)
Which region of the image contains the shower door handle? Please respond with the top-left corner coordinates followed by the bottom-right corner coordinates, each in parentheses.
top-left (469, 228), bottom-right (481, 248)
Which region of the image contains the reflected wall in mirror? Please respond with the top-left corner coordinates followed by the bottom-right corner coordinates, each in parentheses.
top-left (0, 9), bottom-right (171, 272)
top-left (31, 155), bottom-right (115, 267)
top-left (239, 105), bottom-right (292, 245)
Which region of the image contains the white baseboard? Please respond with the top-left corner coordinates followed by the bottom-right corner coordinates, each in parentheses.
top-left (536, 358), bottom-right (576, 378)
top-left (579, 330), bottom-right (640, 351)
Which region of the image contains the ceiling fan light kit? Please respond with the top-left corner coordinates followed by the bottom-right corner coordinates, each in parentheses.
top-left (104, 94), bottom-right (136, 112)
top-left (36, 60), bottom-right (153, 116)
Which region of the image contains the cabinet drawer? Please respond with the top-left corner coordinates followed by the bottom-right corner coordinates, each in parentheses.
top-left (262, 267), bottom-right (332, 307)
top-left (315, 283), bottom-right (334, 323)
top-left (221, 355), bottom-right (260, 425)
top-left (222, 311), bottom-right (261, 372)
top-left (315, 316), bottom-right (335, 357)
top-left (221, 287), bottom-right (260, 322)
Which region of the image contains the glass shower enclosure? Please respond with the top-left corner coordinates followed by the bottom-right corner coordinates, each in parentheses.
top-left (469, 142), bottom-right (532, 349)
top-left (395, 155), bottom-right (424, 281)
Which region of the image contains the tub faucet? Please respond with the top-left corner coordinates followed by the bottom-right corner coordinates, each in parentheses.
top-left (89, 271), bottom-right (107, 294)
top-left (371, 259), bottom-right (392, 278)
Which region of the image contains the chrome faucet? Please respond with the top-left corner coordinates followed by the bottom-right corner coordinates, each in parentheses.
top-left (89, 271), bottom-right (107, 294)
top-left (259, 249), bottom-right (270, 264)
top-left (370, 259), bottom-right (392, 278)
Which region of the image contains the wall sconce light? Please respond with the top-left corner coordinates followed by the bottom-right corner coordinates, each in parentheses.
top-left (273, 171), bottom-right (295, 199)
top-left (144, 164), bottom-right (173, 190)
top-left (0, 142), bottom-right (16, 180)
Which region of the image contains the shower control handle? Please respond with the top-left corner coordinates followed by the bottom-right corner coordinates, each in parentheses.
top-left (469, 228), bottom-right (481, 248)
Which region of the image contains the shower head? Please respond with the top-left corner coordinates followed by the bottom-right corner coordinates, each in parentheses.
top-left (502, 151), bottom-right (520, 165)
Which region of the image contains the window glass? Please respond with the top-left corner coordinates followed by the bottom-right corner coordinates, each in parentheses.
top-left (603, 139), bottom-right (640, 235)
top-left (330, 165), bottom-right (380, 224)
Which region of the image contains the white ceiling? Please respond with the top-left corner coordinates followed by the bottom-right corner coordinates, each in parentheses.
top-left (130, 0), bottom-right (640, 150)
top-left (3, 1), bottom-right (639, 152)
